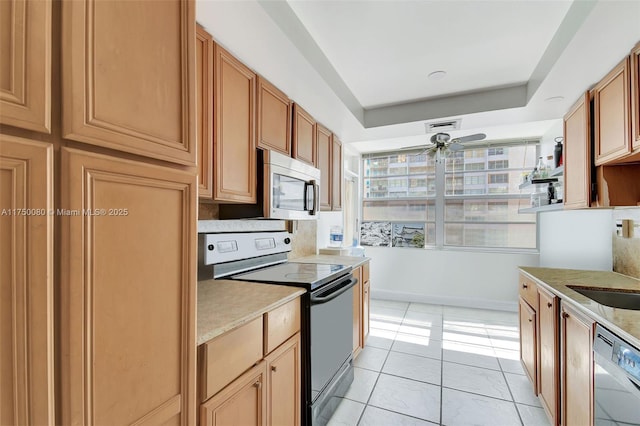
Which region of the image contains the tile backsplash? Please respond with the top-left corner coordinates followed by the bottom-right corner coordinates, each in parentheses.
top-left (198, 203), bottom-right (219, 220)
top-left (612, 207), bottom-right (640, 279)
top-left (289, 220), bottom-right (317, 259)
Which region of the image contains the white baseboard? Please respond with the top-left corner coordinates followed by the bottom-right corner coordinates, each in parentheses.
top-left (371, 289), bottom-right (518, 312)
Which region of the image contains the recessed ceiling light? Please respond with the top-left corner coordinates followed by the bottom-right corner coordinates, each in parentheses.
top-left (428, 71), bottom-right (447, 81)
top-left (544, 96), bottom-right (564, 103)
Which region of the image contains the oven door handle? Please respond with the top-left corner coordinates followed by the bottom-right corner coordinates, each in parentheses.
top-left (310, 277), bottom-right (357, 304)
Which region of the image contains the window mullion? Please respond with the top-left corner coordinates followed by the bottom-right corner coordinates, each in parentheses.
top-left (435, 159), bottom-right (445, 249)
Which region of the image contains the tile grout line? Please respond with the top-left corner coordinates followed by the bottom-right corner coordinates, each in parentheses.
top-left (353, 302), bottom-right (409, 425)
top-left (353, 302), bottom-right (527, 426)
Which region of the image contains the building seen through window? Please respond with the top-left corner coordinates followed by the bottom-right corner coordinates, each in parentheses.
top-left (362, 141), bottom-right (538, 249)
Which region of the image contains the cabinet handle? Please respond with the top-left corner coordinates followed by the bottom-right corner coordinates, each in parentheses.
top-left (253, 381), bottom-right (262, 388)
top-left (547, 302), bottom-right (552, 308)
top-left (271, 366), bottom-right (277, 372)
top-left (522, 283), bottom-right (528, 289)
top-left (528, 318), bottom-right (532, 322)
top-left (562, 312), bottom-right (569, 319)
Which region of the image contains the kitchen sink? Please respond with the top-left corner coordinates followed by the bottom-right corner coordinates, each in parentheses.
top-left (567, 286), bottom-right (640, 311)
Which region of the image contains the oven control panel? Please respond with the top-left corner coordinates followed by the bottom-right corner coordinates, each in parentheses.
top-left (200, 231), bottom-right (292, 265)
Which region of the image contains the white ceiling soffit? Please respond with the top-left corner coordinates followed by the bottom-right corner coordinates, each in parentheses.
top-left (260, 0), bottom-right (595, 129)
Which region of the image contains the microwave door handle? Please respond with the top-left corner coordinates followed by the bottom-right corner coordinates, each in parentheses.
top-left (305, 180), bottom-right (318, 215)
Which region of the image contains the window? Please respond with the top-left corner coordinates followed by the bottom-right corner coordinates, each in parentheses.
top-left (488, 160), bottom-right (509, 170)
top-left (363, 141), bottom-right (539, 250)
top-left (363, 149), bottom-right (436, 245)
top-left (488, 173), bottom-right (509, 184)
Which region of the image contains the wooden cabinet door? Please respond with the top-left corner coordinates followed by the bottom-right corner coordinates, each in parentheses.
top-left (60, 147), bottom-right (197, 426)
top-left (332, 135), bottom-right (343, 211)
top-left (316, 124), bottom-right (332, 211)
top-left (561, 303), bottom-right (594, 426)
top-left (266, 333), bottom-right (301, 426)
top-left (0, 0), bottom-right (51, 133)
top-left (631, 42), bottom-right (640, 151)
top-left (594, 57), bottom-right (631, 165)
top-left (538, 287), bottom-right (559, 426)
top-left (196, 24), bottom-right (214, 199)
top-left (62, 0), bottom-right (196, 165)
top-left (214, 44), bottom-right (257, 203)
top-left (201, 361), bottom-right (267, 426)
top-left (519, 297), bottom-right (537, 393)
top-left (0, 135), bottom-right (54, 425)
top-left (362, 262), bottom-right (370, 342)
top-left (352, 266), bottom-right (363, 356)
top-left (563, 92), bottom-right (592, 209)
top-left (363, 280), bottom-right (370, 342)
top-left (257, 77), bottom-right (291, 156)
top-left (292, 104), bottom-right (316, 166)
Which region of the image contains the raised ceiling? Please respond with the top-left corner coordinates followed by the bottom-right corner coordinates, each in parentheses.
top-left (287, 0), bottom-right (572, 109)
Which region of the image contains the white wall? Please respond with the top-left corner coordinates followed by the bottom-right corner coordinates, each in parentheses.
top-left (538, 209), bottom-right (613, 270)
top-left (367, 247), bottom-right (539, 311)
top-left (317, 211), bottom-right (344, 249)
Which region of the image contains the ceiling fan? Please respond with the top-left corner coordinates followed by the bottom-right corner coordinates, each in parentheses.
top-left (424, 132), bottom-right (487, 162)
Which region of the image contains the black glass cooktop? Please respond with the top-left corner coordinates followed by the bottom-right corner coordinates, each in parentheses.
top-left (232, 262), bottom-right (351, 290)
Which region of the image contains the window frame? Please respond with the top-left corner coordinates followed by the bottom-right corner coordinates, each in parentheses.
top-left (361, 140), bottom-right (540, 253)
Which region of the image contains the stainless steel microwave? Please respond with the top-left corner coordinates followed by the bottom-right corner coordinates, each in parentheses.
top-left (219, 150), bottom-right (321, 220)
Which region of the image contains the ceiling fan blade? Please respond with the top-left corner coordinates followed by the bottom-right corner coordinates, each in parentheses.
top-left (452, 133), bottom-right (487, 144)
top-left (449, 142), bottom-right (464, 151)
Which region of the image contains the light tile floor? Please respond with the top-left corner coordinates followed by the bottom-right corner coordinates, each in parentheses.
top-left (327, 299), bottom-right (551, 426)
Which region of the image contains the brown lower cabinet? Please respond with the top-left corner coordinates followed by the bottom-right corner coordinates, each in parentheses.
top-left (519, 272), bottom-right (595, 426)
top-left (201, 361), bottom-right (267, 426)
top-left (519, 297), bottom-right (538, 390)
top-left (561, 302), bottom-right (594, 426)
top-left (352, 262), bottom-right (371, 357)
top-left (538, 286), bottom-right (559, 426)
top-left (200, 299), bottom-right (301, 426)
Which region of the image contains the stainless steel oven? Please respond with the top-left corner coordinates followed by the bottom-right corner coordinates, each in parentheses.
top-left (220, 150), bottom-right (320, 220)
top-left (309, 275), bottom-right (355, 425)
top-left (593, 324), bottom-right (640, 425)
top-left (199, 231), bottom-right (356, 425)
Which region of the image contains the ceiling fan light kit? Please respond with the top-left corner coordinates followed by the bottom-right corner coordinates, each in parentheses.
top-left (424, 132), bottom-right (487, 162)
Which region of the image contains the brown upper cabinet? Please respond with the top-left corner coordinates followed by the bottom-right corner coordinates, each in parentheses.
top-left (316, 124), bottom-right (333, 211)
top-left (292, 104), bottom-right (317, 166)
top-left (631, 42), bottom-right (640, 150)
top-left (563, 92), bottom-right (592, 209)
top-left (62, 0), bottom-right (196, 166)
top-left (257, 77), bottom-right (292, 156)
top-left (332, 135), bottom-right (343, 211)
top-left (0, 0), bottom-right (52, 133)
top-left (196, 24), bottom-right (214, 199)
top-left (593, 57), bottom-right (631, 165)
top-left (213, 44), bottom-right (257, 203)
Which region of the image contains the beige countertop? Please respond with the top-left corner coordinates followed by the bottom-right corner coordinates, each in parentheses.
top-left (290, 254), bottom-right (371, 268)
top-left (519, 267), bottom-right (640, 347)
top-left (197, 279), bottom-right (305, 345)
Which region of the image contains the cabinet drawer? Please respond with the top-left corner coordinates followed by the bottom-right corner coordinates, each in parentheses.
top-left (265, 298), bottom-right (301, 355)
top-left (519, 273), bottom-right (538, 310)
top-left (201, 316), bottom-right (263, 401)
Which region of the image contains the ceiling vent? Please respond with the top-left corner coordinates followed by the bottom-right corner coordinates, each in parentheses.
top-left (424, 119), bottom-right (461, 133)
